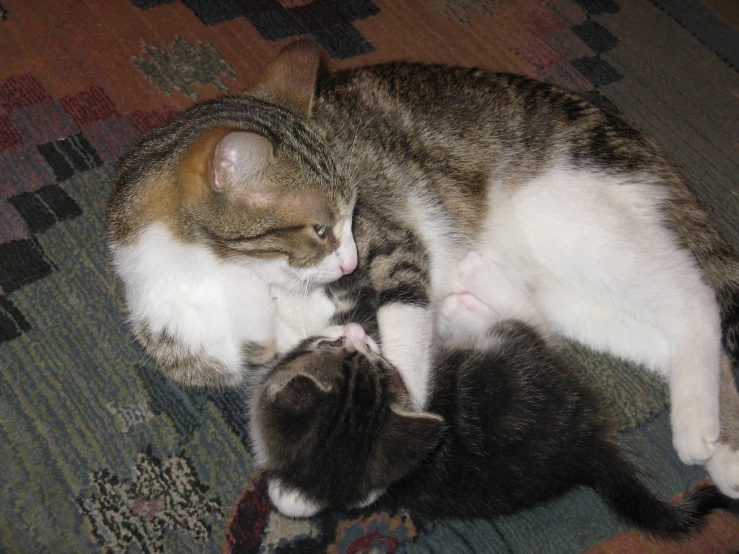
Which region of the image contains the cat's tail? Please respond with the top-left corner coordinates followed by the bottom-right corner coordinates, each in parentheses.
top-left (717, 281), bottom-right (739, 361)
top-left (585, 439), bottom-right (739, 538)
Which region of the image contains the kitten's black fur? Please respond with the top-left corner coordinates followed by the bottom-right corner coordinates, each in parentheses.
top-left (253, 307), bottom-right (737, 537)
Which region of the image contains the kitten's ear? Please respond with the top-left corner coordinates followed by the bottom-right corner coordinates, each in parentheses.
top-left (210, 131), bottom-right (273, 193)
top-left (376, 407), bottom-right (444, 481)
top-left (268, 373), bottom-right (332, 414)
top-left (254, 39), bottom-right (320, 116)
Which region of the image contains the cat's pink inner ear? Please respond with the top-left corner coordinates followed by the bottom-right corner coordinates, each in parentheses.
top-left (253, 39), bottom-right (320, 116)
top-left (210, 131), bottom-right (273, 193)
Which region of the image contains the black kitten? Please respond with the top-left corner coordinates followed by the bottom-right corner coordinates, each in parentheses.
top-left (247, 254), bottom-right (737, 537)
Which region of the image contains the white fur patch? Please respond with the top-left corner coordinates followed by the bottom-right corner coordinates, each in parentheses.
top-left (406, 190), bottom-right (464, 300)
top-left (268, 479), bottom-right (322, 518)
top-left (352, 488), bottom-right (385, 509)
top-left (377, 304), bottom-right (433, 410)
top-left (110, 223), bottom-right (275, 376)
top-left (480, 165), bottom-right (722, 464)
top-left (273, 287), bottom-right (337, 353)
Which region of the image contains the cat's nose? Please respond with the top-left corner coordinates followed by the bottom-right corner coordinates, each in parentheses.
top-left (340, 258), bottom-right (357, 275)
top-left (342, 323), bottom-right (367, 349)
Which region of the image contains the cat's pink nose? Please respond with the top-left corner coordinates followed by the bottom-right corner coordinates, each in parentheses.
top-left (342, 323), bottom-right (366, 345)
top-left (340, 258), bottom-right (357, 275)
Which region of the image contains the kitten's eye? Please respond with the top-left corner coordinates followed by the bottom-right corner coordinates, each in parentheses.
top-left (313, 224), bottom-right (328, 238)
top-left (318, 337), bottom-right (344, 348)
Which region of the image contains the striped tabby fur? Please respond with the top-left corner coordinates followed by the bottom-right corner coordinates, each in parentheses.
top-left (108, 41), bottom-right (739, 495)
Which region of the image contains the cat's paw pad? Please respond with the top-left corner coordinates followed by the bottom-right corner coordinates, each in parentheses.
top-left (705, 443), bottom-right (739, 498)
top-left (440, 292), bottom-right (494, 335)
top-left (458, 251), bottom-right (484, 278)
top-left (456, 252), bottom-right (485, 293)
top-left (671, 406), bottom-right (720, 464)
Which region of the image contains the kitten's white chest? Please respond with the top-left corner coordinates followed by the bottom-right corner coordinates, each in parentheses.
top-left (273, 287), bottom-right (337, 353)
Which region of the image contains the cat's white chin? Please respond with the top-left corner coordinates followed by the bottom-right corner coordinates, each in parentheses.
top-left (244, 258), bottom-right (338, 291)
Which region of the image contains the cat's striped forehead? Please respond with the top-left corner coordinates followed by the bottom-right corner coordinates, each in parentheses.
top-left (110, 93), bottom-right (355, 246)
top-left (193, 101), bottom-right (349, 187)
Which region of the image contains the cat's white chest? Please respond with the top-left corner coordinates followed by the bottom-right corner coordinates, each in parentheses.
top-left (273, 287), bottom-right (337, 353)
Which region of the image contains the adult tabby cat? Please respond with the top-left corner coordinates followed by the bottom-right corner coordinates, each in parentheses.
top-left (249, 252), bottom-right (738, 536)
top-left (107, 41), bottom-right (739, 493)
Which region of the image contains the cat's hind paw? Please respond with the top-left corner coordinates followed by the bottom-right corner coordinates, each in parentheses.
top-left (268, 479), bottom-right (322, 518)
top-left (439, 292), bottom-right (496, 337)
top-left (456, 252), bottom-right (523, 313)
top-left (671, 404), bottom-right (720, 465)
top-left (705, 442), bottom-right (739, 498)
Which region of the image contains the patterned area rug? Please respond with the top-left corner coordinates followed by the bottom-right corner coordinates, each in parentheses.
top-left (1, 0), bottom-right (738, 552)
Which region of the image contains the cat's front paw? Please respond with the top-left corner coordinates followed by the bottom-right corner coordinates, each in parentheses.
top-left (705, 443), bottom-right (739, 498)
top-left (267, 479), bottom-right (322, 518)
top-left (439, 292), bottom-right (495, 337)
top-left (671, 402), bottom-right (720, 464)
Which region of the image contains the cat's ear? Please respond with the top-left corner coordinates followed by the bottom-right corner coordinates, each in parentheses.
top-left (267, 373), bottom-right (332, 414)
top-left (376, 407), bottom-right (444, 481)
top-left (210, 131), bottom-right (273, 193)
top-left (254, 39), bottom-right (320, 116)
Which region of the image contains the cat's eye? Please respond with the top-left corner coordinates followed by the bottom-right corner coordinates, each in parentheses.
top-left (313, 224), bottom-right (328, 238)
top-left (318, 337), bottom-right (344, 348)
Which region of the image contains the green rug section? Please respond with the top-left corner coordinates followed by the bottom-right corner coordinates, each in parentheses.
top-left (396, 413), bottom-right (707, 554)
top-left (566, 341), bottom-right (669, 431)
top-left (0, 163), bottom-right (253, 553)
top-left (2, 0), bottom-right (738, 550)
top-left (0, 160), bottom-right (700, 553)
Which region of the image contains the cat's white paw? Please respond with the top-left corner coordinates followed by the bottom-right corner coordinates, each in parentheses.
top-left (705, 443), bottom-right (739, 498)
top-left (458, 251), bottom-right (484, 282)
top-left (440, 292), bottom-right (495, 336)
top-left (671, 402), bottom-right (720, 464)
top-left (267, 479), bottom-right (322, 518)
top-left (457, 252), bottom-right (521, 314)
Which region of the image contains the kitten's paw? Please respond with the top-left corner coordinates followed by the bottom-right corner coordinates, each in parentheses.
top-left (671, 404), bottom-right (720, 464)
top-left (440, 292), bottom-right (495, 336)
top-left (267, 479), bottom-right (322, 518)
top-left (705, 443), bottom-right (739, 498)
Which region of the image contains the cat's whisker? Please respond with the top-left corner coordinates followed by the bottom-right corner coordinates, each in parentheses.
top-left (345, 104), bottom-right (367, 184)
top-left (299, 276), bottom-right (314, 339)
top-left (346, 106), bottom-right (377, 186)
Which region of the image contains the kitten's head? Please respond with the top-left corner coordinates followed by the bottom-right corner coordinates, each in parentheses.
top-left (250, 323), bottom-right (444, 518)
top-left (178, 41), bottom-right (357, 289)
